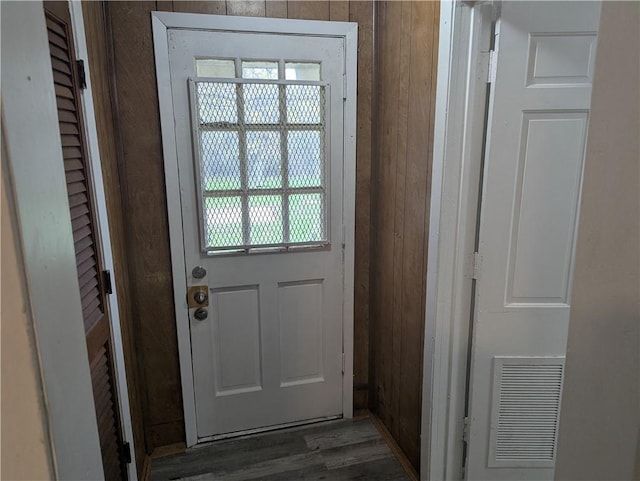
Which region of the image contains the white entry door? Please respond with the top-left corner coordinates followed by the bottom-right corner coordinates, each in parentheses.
top-left (466, 2), bottom-right (601, 479)
top-left (159, 21), bottom-right (353, 440)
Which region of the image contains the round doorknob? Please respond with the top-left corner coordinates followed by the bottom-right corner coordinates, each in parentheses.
top-left (193, 290), bottom-right (207, 304)
top-left (193, 307), bottom-right (208, 321)
top-left (192, 266), bottom-right (207, 279)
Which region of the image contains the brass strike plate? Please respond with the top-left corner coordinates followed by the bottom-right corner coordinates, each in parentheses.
top-left (187, 285), bottom-right (209, 308)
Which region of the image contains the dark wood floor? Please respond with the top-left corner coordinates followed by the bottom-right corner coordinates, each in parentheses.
top-left (151, 418), bottom-right (411, 480)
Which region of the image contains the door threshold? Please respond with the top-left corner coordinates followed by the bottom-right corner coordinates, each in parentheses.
top-left (195, 415), bottom-right (343, 446)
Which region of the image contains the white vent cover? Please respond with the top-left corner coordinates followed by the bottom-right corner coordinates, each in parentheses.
top-left (488, 356), bottom-right (565, 468)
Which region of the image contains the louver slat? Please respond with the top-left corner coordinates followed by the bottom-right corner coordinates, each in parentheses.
top-left (89, 342), bottom-right (125, 481)
top-left (46, 11), bottom-right (103, 330)
top-left (489, 358), bottom-right (564, 468)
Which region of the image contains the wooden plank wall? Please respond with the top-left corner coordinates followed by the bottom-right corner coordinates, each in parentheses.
top-left (104, 0), bottom-right (374, 459)
top-left (369, 0), bottom-right (439, 470)
top-left (81, 2), bottom-right (148, 476)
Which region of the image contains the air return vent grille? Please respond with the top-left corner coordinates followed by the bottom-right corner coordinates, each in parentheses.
top-left (488, 357), bottom-right (565, 468)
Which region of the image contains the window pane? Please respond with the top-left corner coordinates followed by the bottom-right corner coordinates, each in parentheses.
top-left (196, 59), bottom-right (236, 78)
top-left (286, 84), bottom-right (322, 124)
top-left (193, 79), bottom-right (328, 253)
top-left (242, 61), bottom-right (278, 79)
top-left (247, 131), bottom-right (282, 189)
top-left (200, 131), bottom-right (240, 191)
top-left (285, 62), bottom-right (321, 81)
top-left (197, 82), bottom-right (237, 124)
top-left (288, 131), bottom-right (322, 188)
top-left (249, 195), bottom-right (283, 245)
top-left (289, 194), bottom-right (324, 243)
top-left (243, 83), bottom-right (279, 124)
top-left (205, 196), bottom-right (243, 247)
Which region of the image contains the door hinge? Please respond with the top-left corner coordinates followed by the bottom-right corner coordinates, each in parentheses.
top-left (120, 441), bottom-right (132, 464)
top-left (342, 352), bottom-right (345, 374)
top-left (342, 73), bottom-right (347, 100)
top-left (462, 416), bottom-right (471, 443)
top-left (487, 49), bottom-right (497, 84)
top-left (472, 252), bottom-right (482, 280)
top-left (76, 59), bottom-right (87, 90)
top-left (102, 270), bottom-right (113, 295)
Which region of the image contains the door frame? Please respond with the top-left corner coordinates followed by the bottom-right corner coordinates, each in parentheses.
top-left (420, 2), bottom-right (495, 480)
top-left (152, 11), bottom-right (358, 447)
top-left (68, 2), bottom-right (139, 478)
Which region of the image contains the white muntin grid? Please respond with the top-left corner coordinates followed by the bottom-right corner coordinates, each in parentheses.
top-left (188, 76), bottom-right (331, 255)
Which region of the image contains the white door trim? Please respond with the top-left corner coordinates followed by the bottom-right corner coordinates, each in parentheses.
top-left (152, 11), bottom-right (358, 447)
top-left (68, 2), bottom-right (139, 478)
top-left (421, 2), bottom-right (494, 480)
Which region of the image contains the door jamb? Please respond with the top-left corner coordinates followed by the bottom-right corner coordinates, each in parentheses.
top-left (420, 2), bottom-right (494, 480)
top-left (151, 12), bottom-right (358, 447)
top-left (68, 2), bottom-right (139, 478)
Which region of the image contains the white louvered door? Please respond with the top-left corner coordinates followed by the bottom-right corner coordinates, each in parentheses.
top-left (465, 2), bottom-right (601, 480)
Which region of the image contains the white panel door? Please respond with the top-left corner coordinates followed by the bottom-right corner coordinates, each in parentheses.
top-left (166, 29), bottom-right (347, 439)
top-left (466, 2), bottom-right (601, 479)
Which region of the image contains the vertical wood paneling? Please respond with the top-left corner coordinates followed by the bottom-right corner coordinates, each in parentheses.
top-left (371, 0), bottom-right (402, 432)
top-left (156, 1), bottom-right (174, 12)
top-left (173, 1), bottom-right (227, 15)
top-left (349, 0), bottom-right (374, 412)
top-left (226, 0), bottom-right (266, 17)
top-left (287, 0), bottom-right (330, 20)
top-left (389, 1), bottom-right (412, 440)
top-left (330, 1), bottom-right (349, 22)
top-left (370, 0), bottom-right (439, 470)
top-left (398, 1), bottom-right (438, 465)
top-left (266, 1), bottom-right (288, 18)
top-left (82, 2), bottom-right (149, 475)
top-left (108, 0), bottom-right (184, 451)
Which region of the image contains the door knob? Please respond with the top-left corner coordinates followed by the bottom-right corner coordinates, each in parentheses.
top-left (192, 266), bottom-right (207, 279)
top-left (193, 290), bottom-right (207, 304)
top-left (193, 307), bottom-right (208, 321)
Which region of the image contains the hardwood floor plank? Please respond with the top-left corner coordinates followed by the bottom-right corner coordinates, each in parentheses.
top-left (212, 451), bottom-right (324, 480)
top-left (304, 420), bottom-right (379, 450)
top-left (151, 431), bottom-right (310, 479)
top-left (258, 457), bottom-right (409, 481)
top-left (321, 438), bottom-right (393, 470)
top-left (151, 419), bottom-right (410, 481)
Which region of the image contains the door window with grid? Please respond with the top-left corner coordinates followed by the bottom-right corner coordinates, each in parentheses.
top-left (190, 59), bottom-right (329, 254)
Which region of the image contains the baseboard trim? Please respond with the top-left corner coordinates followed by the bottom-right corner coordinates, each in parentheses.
top-left (141, 454), bottom-right (152, 481)
top-left (368, 412), bottom-right (420, 481)
top-left (150, 442), bottom-right (187, 459)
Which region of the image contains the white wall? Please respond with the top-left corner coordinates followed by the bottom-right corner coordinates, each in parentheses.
top-left (555, 2), bottom-right (640, 480)
top-left (1, 143), bottom-right (55, 480)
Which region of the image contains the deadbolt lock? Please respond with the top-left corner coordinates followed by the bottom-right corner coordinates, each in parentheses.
top-left (187, 286), bottom-right (209, 308)
top-left (193, 307), bottom-right (208, 321)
